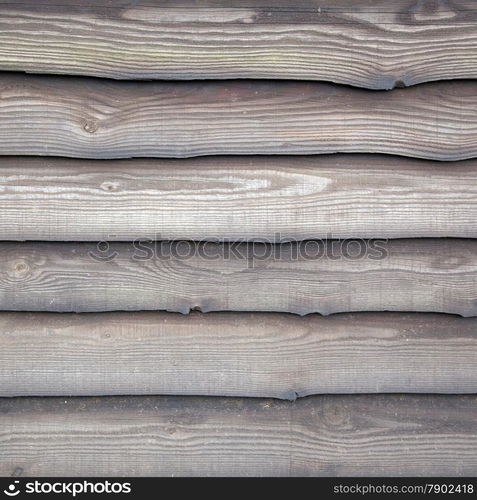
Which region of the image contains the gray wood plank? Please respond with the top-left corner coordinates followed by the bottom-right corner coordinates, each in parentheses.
top-left (0, 75), bottom-right (476, 160)
top-left (1, 311), bottom-right (477, 397)
top-left (0, 1), bottom-right (476, 88)
top-left (0, 239), bottom-right (476, 316)
top-left (1, 155), bottom-right (477, 240)
top-left (1, 394), bottom-right (476, 476)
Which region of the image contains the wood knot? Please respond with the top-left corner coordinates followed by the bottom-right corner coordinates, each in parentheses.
top-left (15, 262), bottom-right (28, 274)
top-left (393, 79), bottom-right (406, 89)
top-left (322, 403), bottom-right (351, 428)
top-left (83, 120), bottom-right (99, 134)
top-left (410, 0), bottom-right (455, 21)
top-left (100, 181), bottom-right (120, 192)
top-left (11, 467), bottom-right (24, 477)
top-left (10, 260), bottom-right (31, 279)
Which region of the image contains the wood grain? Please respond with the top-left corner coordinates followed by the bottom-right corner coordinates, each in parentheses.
top-left (1, 394), bottom-right (476, 476)
top-left (1, 155), bottom-right (477, 240)
top-left (0, 239), bottom-right (476, 316)
top-left (0, 1), bottom-right (476, 88)
top-left (1, 311), bottom-right (477, 398)
top-left (0, 75), bottom-right (476, 160)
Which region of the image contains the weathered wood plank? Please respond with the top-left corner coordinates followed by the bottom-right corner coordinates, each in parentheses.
top-left (1, 311), bottom-right (476, 398)
top-left (1, 394), bottom-right (476, 476)
top-left (1, 155), bottom-right (477, 240)
top-left (0, 239), bottom-right (476, 316)
top-left (0, 75), bottom-right (476, 160)
top-left (0, 1), bottom-right (476, 89)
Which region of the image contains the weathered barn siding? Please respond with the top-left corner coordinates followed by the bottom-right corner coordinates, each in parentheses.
top-left (1, 395), bottom-right (476, 477)
top-left (0, 239), bottom-right (475, 316)
top-left (0, 0), bottom-right (475, 480)
top-left (1, 312), bottom-right (477, 398)
top-left (0, 1), bottom-right (476, 88)
top-left (0, 75), bottom-right (476, 160)
top-left (1, 155), bottom-right (477, 241)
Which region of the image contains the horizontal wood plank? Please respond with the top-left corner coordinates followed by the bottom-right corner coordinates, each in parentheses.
top-left (0, 1), bottom-right (476, 88)
top-left (1, 155), bottom-right (477, 240)
top-left (1, 311), bottom-right (477, 397)
top-left (1, 394), bottom-right (476, 476)
top-left (0, 239), bottom-right (476, 316)
top-left (0, 75), bottom-right (476, 160)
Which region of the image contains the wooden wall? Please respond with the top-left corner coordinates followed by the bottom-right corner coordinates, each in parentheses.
top-left (1, 312), bottom-right (476, 398)
top-left (0, 0), bottom-right (476, 478)
top-left (0, 75), bottom-right (476, 160)
top-left (1, 395), bottom-right (476, 477)
top-left (0, 0), bottom-right (476, 88)
top-left (0, 239), bottom-right (476, 316)
top-left (0, 155), bottom-right (476, 241)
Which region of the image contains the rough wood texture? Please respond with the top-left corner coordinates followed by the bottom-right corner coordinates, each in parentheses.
top-left (1, 155), bottom-right (477, 241)
top-left (1, 394), bottom-right (476, 476)
top-left (0, 1), bottom-right (476, 89)
top-left (0, 74), bottom-right (476, 160)
top-left (0, 239), bottom-right (476, 316)
top-left (1, 311), bottom-right (477, 398)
